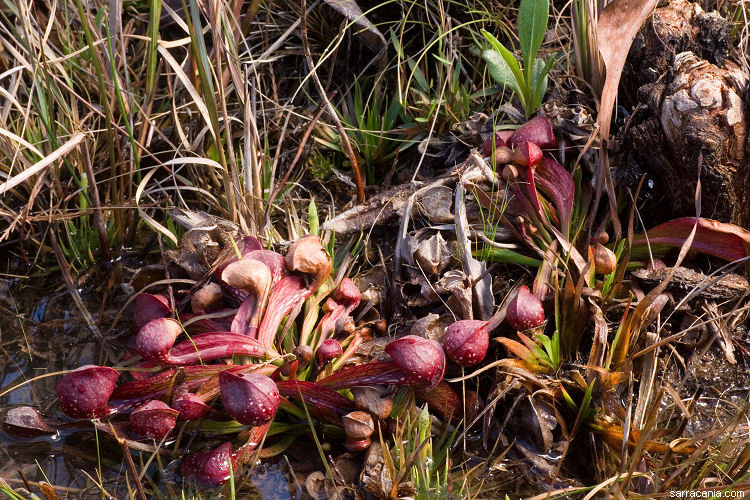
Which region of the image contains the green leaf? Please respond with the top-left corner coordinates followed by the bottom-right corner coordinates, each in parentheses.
top-left (532, 56), bottom-right (554, 109)
top-left (385, 98), bottom-right (401, 128)
top-left (308, 199), bottom-right (319, 235)
top-left (581, 381), bottom-right (595, 417)
top-left (551, 330), bottom-right (560, 367)
top-left (481, 29), bottom-right (528, 108)
top-left (469, 86), bottom-right (501, 99)
top-left (482, 49), bottom-right (522, 97)
top-left (560, 385), bottom-right (577, 411)
top-left (407, 59), bottom-right (430, 93)
top-left (518, 0), bottom-right (549, 85)
top-left (433, 54), bottom-right (451, 65)
top-left (475, 247), bottom-right (541, 267)
top-left (353, 85), bottom-right (364, 124)
top-left (530, 343), bottom-right (551, 365)
top-left (390, 28), bottom-right (404, 57)
top-left (536, 334), bottom-right (553, 354)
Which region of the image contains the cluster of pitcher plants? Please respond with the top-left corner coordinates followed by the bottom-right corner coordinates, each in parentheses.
top-left (52, 227), bottom-right (551, 485)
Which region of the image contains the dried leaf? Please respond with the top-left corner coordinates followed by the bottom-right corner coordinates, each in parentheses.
top-left (323, 0), bottom-right (386, 54)
top-left (585, 300), bottom-right (608, 383)
top-left (597, 0), bottom-right (659, 140)
top-left (613, 216), bottom-right (702, 368)
top-left (455, 177), bottom-right (495, 320)
top-left (409, 313), bottom-right (450, 343)
top-left (510, 396), bottom-right (556, 453)
top-left (38, 482), bottom-right (61, 500)
top-left (361, 441), bottom-right (394, 498)
top-left (704, 302), bottom-right (736, 364)
top-left (434, 271), bottom-right (473, 320)
top-left (3, 406), bottom-right (55, 437)
top-left (413, 232), bottom-right (452, 275)
top-left (417, 184), bottom-right (454, 223)
top-left (595, 0), bottom-right (659, 238)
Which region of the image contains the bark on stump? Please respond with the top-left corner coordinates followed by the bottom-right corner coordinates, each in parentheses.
top-left (622, 0), bottom-right (749, 226)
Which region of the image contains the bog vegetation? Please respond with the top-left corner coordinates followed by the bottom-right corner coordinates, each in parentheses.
top-left (2, 0), bottom-right (750, 498)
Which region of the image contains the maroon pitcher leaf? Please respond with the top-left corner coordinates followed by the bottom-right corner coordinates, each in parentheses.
top-left (319, 339), bottom-right (446, 391)
top-left (334, 277), bottom-right (361, 307)
top-left (316, 339), bottom-right (343, 368)
top-left (482, 129), bottom-right (514, 156)
top-left (385, 335), bottom-right (446, 390)
top-left (506, 286), bottom-right (546, 331)
top-left (257, 275), bottom-right (312, 348)
top-left (181, 441), bottom-right (238, 485)
top-left (231, 295), bottom-right (260, 337)
top-left (219, 372), bottom-right (280, 426)
top-left (512, 141), bottom-right (542, 167)
top-left (246, 249), bottom-right (287, 285)
top-left (316, 361), bottom-right (408, 390)
top-left (172, 392), bottom-right (211, 420)
top-left (508, 116), bottom-right (556, 148)
top-left (523, 163), bottom-right (545, 222)
top-left (317, 278), bottom-right (361, 341)
top-left (56, 365), bottom-right (119, 418)
top-left (134, 293), bottom-right (171, 330)
top-left (136, 318), bottom-right (184, 365)
top-left (443, 320), bottom-right (490, 367)
top-left (171, 332), bottom-right (270, 361)
top-left (113, 365), bottom-right (257, 403)
top-left (180, 311), bottom-right (233, 334)
top-left (416, 381), bottom-right (462, 422)
top-left (633, 217), bottom-right (750, 262)
top-left (344, 437), bottom-right (371, 452)
top-left (138, 318), bottom-right (271, 365)
top-left (276, 379), bottom-right (355, 425)
top-left (129, 400), bottom-right (179, 440)
top-left (534, 157), bottom-right (575, 236)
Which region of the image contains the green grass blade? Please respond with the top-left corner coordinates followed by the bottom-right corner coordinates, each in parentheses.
top-left (146, 0), bottom-right (162, 97)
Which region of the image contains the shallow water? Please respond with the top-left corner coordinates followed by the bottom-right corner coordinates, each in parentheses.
top-left (0, 268), bottom-right (299, 498)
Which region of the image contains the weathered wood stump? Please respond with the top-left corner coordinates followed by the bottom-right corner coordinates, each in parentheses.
top-left (622, 0), bottom-right (749, 226)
